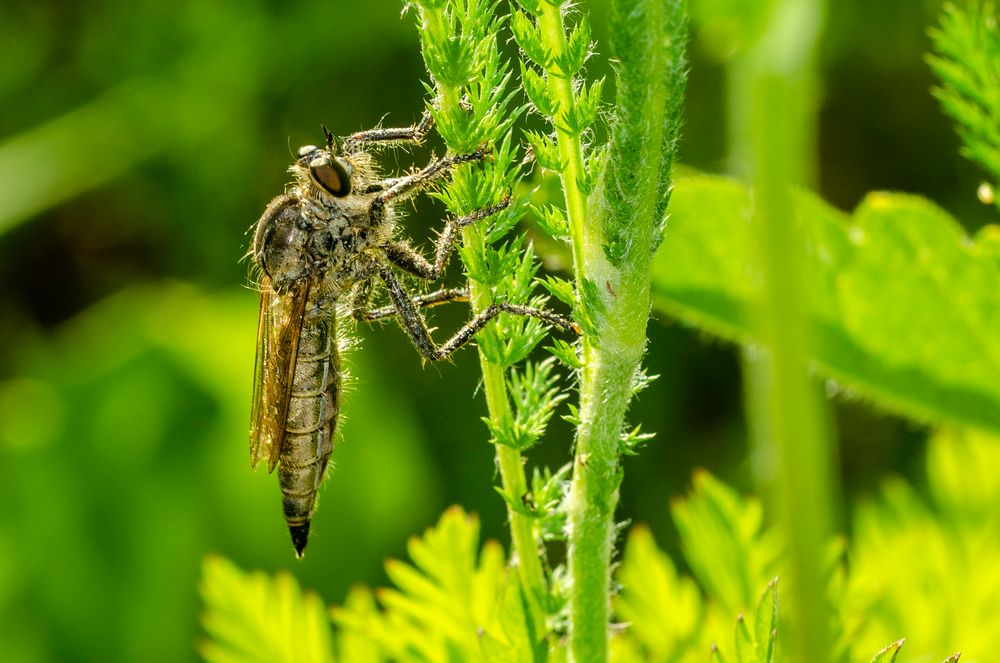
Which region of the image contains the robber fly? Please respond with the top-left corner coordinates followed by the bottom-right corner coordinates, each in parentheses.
top-left (249, 112), bottom-right (577, 557)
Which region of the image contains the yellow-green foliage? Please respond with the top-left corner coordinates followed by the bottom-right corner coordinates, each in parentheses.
top-left (332, 507), bottom-right (535, 662)
top-left (202, 429), bottom-right (1000, 661)
top-left (844, 428), bottom-right (1000, 659)
top-left (200, 556), bottom-right (333, 663)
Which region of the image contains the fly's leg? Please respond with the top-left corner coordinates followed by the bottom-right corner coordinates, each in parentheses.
top-left (368, 147), bottom-right (489, 222)
top-left (384, 198), bottom-right (511, 281)
top-left (377, 266), bottom-right (579, 361)
top-left (360, 287), bottom-right (470, 322)
top-left (348, 279), bottom-right (374, 321)
top-left (343, 111), bottom-right (434, 154)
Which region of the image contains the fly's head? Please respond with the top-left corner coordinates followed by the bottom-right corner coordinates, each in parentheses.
top-left (256, 128), bottom-right (378, 293)
top-left (291, 124), bottom-right (374, 204)
top-left (293, 142), bottom-right (355, 199)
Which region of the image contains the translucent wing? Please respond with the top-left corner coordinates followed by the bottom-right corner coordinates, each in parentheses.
top-left (250, 276), bottom-right (310, 472)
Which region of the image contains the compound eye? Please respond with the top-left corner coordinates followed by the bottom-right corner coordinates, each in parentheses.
top-left (297, 145), bottom-right (319, 159)
top-left (309, 156), bottom-right (353, 197)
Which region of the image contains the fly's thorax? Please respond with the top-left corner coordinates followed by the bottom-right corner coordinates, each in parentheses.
top-left (254, 194), bottom-right (311, 293)
top-left (298, 191), bottom-right (387, 276)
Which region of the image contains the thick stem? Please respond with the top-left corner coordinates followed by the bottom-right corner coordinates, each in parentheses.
top-left (535, 6), bottom-right (611, 659)
top-left (733, 1), bottom-right (835, 661)
top-left (536, 1), bottom-right (680, 660)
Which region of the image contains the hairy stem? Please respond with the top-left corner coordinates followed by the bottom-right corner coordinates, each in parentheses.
top-left (418, 2), bottom-right (548, 638)
top-left (536, 4), bottom-right (590, 278)
top-left (540, 1), bottom-right (687, 660)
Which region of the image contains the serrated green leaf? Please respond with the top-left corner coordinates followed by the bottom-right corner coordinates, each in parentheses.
top-left (733, 615), bottom-right (753, 663)
top-left (533, 202), bottom-right (569, 238)
top-left (521, 61), bottom-right (559, 117)
top-left (619, 424), bottom-right (654, 456)
top-left (524, 130), bottom-right (562, 172)
top-left (844, 428), bottom-right (1000, 658)
top-left (562, 402), bottom-right (580, 426)
top-left (546, 339), bottom-right (582, 369)
top-left (556, 78), bottom-right (603, 137)
top-left (329, 588), bottom-right (385, 663)
top-left (928, 2), bottom-right (1000, 190)
top-left (485, 359), bottom-right (565, 450)
top-left (753, 578), bottom-right (778, 663)
top-left (512, 10), bottom-right (550, 68)
top-left (577, 145), bottom-right (605, 196)
top-left (514, 0), bottom-right (542, 15)
top-left (554, 15), bottom-right (591, 76)
top-left (529, 463), bottom-right (570, 541)
top-left (869, 639), bottom-right (905, 663)
top-left (539, 275), bottom-right (575, 306)
top-left (199, 556), bottom-right (334, 663)
top-left (652, 174), bottom-right (1000, 436)
top-left (334, 507), bottom-right (534, 662)
top-left (671, 470), bottom-right (778, 618)
top-left (613, 526), bottom-right (703, 659)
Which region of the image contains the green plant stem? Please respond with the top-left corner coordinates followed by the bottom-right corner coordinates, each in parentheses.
top-left (535, 6), bottom-right (613, 661)
top-left (732, 2), bottom-right (835, 662)
top-left (537, 1), bottom-right (682, 660)
top-left (469, 264), bottom-right (548, 633)
top-left (536, 3), bottom-right (590, 276)
top-left (419, 4), bottom-right (548, 637)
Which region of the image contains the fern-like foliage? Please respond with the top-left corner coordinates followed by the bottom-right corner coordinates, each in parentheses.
top-left (199, 556), bottom-right (334, 663)
top-left (706, 583), bottom-right (960, 663)
top-left (670, 471), bottom-right (780, 620)
top-left (928, 2), bottom-right (1000, 194)
top-left (200, 445), bottom-right (1000, 662)
top-left (331, 506), bottom-right (536, 663)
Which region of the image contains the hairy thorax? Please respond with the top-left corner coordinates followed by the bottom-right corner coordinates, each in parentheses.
top-left (254, 152), bottom-right (393, 300)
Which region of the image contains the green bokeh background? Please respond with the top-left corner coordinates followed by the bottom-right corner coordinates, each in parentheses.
top-left (0, 1), bottom-right (984, 661)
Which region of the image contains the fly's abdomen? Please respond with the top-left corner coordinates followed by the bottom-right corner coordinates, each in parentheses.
top-left (279, 307), bottom-right (340, 556)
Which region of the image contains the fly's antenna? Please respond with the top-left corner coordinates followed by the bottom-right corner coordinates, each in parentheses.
top-left (321, 124), bottom-right (337, 154)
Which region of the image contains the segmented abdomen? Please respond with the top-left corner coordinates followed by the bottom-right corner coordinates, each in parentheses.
top-left (279, 303), bottom-right (340, 545)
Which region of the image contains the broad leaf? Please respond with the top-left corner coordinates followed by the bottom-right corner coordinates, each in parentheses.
top-left (653, 174), bottom-right (1000, 435)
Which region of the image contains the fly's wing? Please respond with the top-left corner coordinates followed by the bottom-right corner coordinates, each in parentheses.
top-left (250, 276), bottom-right (310, 472)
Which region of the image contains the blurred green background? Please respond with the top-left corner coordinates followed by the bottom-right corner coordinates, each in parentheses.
top-left (0, 1), bottom-right (987, 661)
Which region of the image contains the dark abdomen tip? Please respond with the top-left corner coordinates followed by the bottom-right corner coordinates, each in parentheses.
top-left (289, 521), bottom-right (311, 558)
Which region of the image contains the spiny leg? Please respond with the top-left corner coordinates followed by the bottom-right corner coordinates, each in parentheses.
top-left (377, 266), bottom-right (578, 361)
top-left (368, 147), bottom-right (489, 223)
top-left (348, 279), bottom-right (374, 321)
top-left (360, 287), bottom-right (470, 322)
top-left (384, 198), bottom-right (511, 281)
top-left (343, 110), bottom-right (434, 154)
